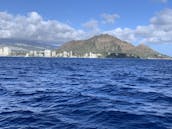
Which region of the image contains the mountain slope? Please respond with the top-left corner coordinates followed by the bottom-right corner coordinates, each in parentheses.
top-left (58, 34), bottom-right (135, 55)
top-left (57, 34), bottom-right (169, 59)
top-left (132, 44), bottom-right (166, 58)
top-left (0, 38), bottom-right (57, 51)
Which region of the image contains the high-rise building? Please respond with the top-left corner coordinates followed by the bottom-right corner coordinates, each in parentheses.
top-left (51, 51), bottom-right (57, 57)
top-left (44, 50), bottom-right (52, 57)
top-left (0, 47), bottom-right (11, 56)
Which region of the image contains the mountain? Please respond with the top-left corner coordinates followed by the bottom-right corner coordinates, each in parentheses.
top-left (0, 38), bottom-right (58, 51)
top-left (57, 34), bottom-right (169, 59)
top-left (132, 44), bottom-right (165, 58)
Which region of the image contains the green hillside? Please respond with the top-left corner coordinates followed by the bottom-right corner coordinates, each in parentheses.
top-left (57, 34), bottom-right (169, 59)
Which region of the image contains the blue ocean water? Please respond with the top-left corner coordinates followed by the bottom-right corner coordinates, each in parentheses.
top-left (0, 57), bottom-right (172, 129)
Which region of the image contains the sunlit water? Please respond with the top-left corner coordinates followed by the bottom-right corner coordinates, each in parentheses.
top-left (0, 58), bottom-right (172, 129)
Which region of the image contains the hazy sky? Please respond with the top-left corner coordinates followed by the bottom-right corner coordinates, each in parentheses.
top-left (0, 0), bottom-right (172, 56)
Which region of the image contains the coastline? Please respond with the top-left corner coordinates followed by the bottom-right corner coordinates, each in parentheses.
top-left (0, 56), bottom-right (172, 60)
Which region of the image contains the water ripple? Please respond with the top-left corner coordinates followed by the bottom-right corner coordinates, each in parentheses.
top-left (0, 58), bottom-right (172, 129)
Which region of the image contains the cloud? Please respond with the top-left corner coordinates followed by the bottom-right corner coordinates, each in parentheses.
top-left (83, 19), bottom-right (100, 33)
top-left (158, 0), bottom-right (168, 3)
top-left (150, 8), bottom-right (172, 30)
top-left (0, 11), bottom-right (85, 43)
top-left (105, 28), bottom-right (136, 43)
top-left (161, 0), bottom-right (168, 3)
top-left (101, 13), bottom-right (120, 24)
top-left (152, 0), bottom-right (168, 3)
top-left (105, 8), bottom-right (172, 44)
top-left (1, 9), bottom-right (172, 46)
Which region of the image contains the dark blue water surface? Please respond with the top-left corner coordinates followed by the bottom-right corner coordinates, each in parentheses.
top-left (0, 58), bottom-right (172, 129)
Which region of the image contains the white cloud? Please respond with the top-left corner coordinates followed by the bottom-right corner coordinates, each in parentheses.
top-left (1, 9), bottom-right (172, 46)
top-left (83, 20), bottom-right (99, 31)
top-left (105, 8), bottom-right (172, 44)
top-left (101, 13), bottom-right (120, 24)
top-left (105, 28), bottom-right (136, 43)
top-left (0, 11), bottom-right (85, 43)
top-left (152, 0), bottom-right (168, 3)
top-left (150, 8), bottom-right (172, 30)
top-left (159, 0), bottom-right (168, 3)
top-left (82, 20), bottom-right (102, 39)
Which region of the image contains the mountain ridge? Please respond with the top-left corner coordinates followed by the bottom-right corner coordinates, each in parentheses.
top-left (57, 34), bottom-right (169, 59)
top-left (0, 38), bottom-right (58, 51)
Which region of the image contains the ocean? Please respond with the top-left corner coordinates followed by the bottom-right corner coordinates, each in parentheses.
top-left (0, 57), bottom-right (172, 129)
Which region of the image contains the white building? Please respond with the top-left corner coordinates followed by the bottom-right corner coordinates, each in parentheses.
top-left (0, 48), bottom-right (3, 55)
top-left (28, 50), bottom-right (36, 57)
top-left (0, 47), bottom-right (11, 56)
top-left (51, 51), bottom-right (57, 57)
top-left (44, 49), bottom-right (52, 57)
top-left (84, 52), bottom-right (102, 58)
top-left (62, 51), bottom-right (68, 57)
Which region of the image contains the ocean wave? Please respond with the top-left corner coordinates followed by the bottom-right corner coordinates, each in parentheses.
top-left (0, 58), bottom-right (172, 129)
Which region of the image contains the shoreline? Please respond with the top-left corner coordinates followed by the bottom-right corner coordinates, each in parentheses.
top-left (0, 56), bottom-right (172, 60)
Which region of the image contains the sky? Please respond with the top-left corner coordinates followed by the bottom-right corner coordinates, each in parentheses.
top-left (0, 0), bottom-right (172, 56)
